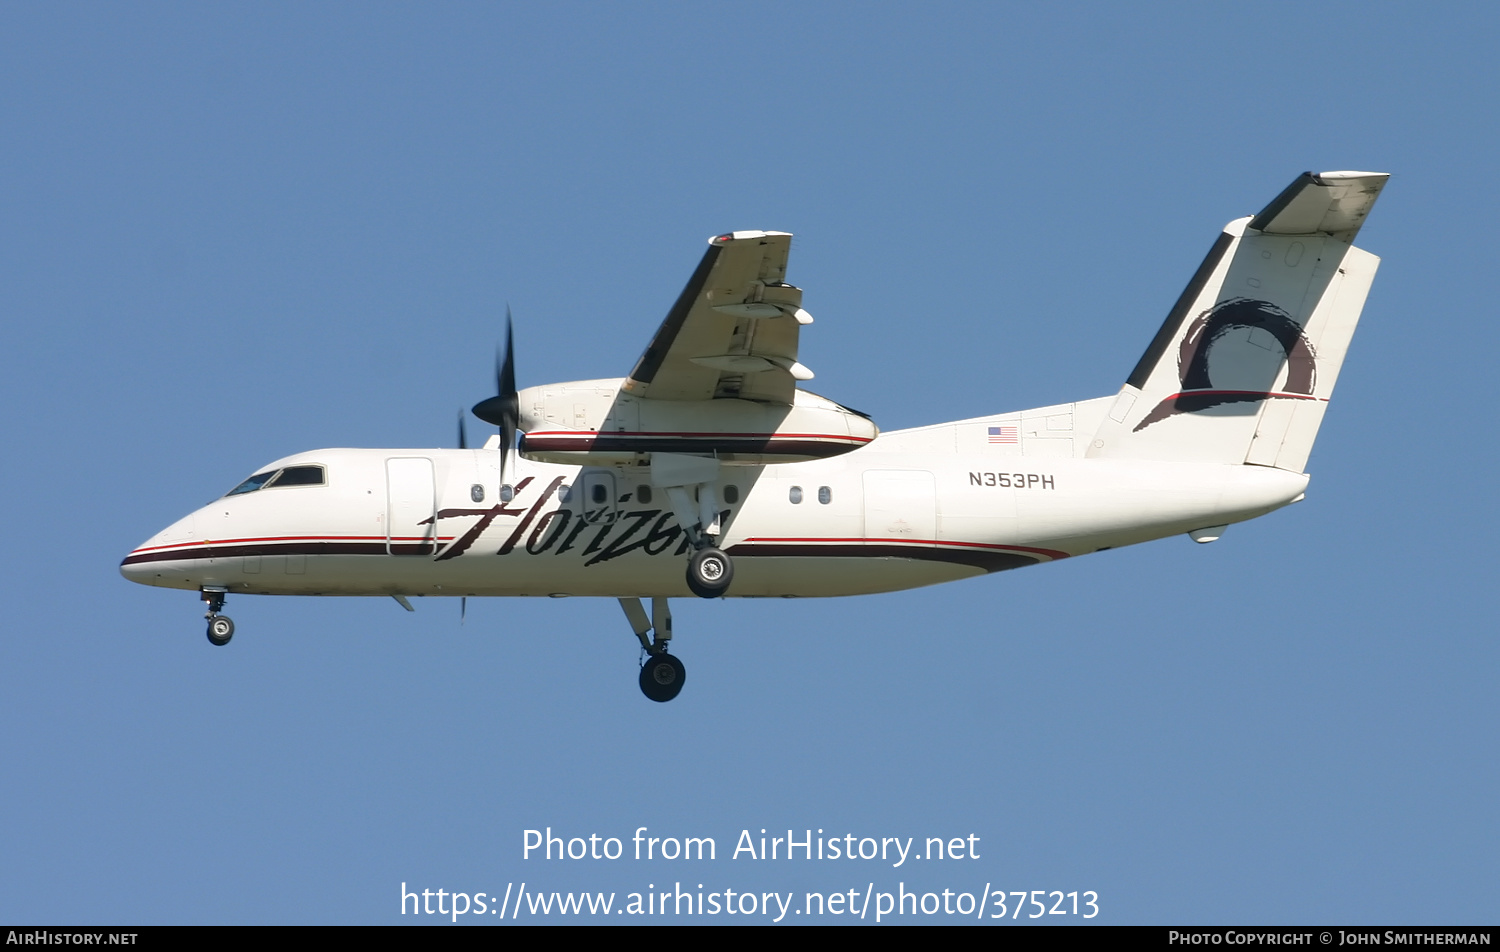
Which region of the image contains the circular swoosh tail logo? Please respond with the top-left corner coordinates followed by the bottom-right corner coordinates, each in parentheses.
top-left (1133, 297), bottom-right (1316, 432)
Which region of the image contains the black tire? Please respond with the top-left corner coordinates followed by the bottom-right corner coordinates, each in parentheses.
top-left (686, 547), bottom-right (733, 599)
top-left (206, 615), bottom-right (234, 646)
top-left (639, 652), bottom-right (686, 702)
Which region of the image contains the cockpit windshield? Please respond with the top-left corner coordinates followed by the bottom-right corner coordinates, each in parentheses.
top-left (224, 465), bottom-right (326, 497)
top-left (226, 470), bottom-right (277, 496)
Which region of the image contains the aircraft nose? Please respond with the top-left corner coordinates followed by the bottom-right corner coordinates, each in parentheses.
top-left (119, 552), bottom-right (150, 584)
top-left (120, 513), bottom-right (198, 587)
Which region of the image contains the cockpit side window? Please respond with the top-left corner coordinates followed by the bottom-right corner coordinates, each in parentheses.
top-left (267, 465), bottom-right (326, 488)
top-left (225, 465), bottom-right (327, 497)
top-left (226, 471), bottom-right (277, 496)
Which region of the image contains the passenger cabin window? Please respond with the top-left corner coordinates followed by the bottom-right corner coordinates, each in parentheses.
top-left (818, 486), bottom-right (832, 505)
top-left (471, 484), bottom-right (485, 503)
top-left (788, 486), bottom-right (803, 505)
top-left (590, 483), bottom-right (608, 504)
top-left (558, 484), bottom-right (573, 503)
top-left (723, 484), bottom-right (739, 504)
top-left (638, 485), bottom-right (653, 505)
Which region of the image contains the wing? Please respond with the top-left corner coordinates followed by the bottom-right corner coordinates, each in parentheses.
top-left (624, 230), bottom-right (813, 404)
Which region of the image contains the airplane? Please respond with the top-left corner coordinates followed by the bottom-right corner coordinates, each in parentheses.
top-left (121, 170), bottom-right (1389, 702)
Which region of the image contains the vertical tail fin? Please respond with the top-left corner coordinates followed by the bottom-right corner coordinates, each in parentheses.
top-left (1089, 171), bottom-right (1388, 471)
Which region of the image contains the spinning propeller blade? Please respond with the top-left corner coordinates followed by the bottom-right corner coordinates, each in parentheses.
top-left (471, 308), bottom-right (519, 487)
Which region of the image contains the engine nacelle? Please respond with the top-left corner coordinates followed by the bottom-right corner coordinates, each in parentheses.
top-left (517, 378), bottom-right (877, 465)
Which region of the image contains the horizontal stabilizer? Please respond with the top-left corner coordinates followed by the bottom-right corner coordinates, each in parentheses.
top-left (1247, 171), bottom-right (1389, 243)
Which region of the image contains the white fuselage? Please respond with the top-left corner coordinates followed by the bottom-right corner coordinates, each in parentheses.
top-left (120, 404), bottom-right (1309, 600)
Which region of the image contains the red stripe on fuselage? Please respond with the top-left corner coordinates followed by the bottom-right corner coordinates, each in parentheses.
top-left (128, 534), bottom-right (453, 556)
top-left (740, 537), bottom-right (1071, 560)
top-left (524, 430), bottom-right (873, 441)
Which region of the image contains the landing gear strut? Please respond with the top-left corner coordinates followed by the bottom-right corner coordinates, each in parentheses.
top-left (202, 587), bottom-right (234, 646)
top-left (620, 597), bottom-right (684, 702)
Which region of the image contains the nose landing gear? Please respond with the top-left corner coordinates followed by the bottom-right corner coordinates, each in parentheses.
top-left (207, 615), bottom-right (235, 646)
top-left (202, 587), bottom-right (234, 646)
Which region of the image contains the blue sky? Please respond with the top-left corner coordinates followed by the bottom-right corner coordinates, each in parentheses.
top-left (2, 3), bottom-right (1496, 924)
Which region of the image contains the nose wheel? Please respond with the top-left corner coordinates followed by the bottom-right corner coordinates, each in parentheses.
top-left (206, 614), bottom-right (235, 646)
top-left (201, 587), bottom-right (234, 646)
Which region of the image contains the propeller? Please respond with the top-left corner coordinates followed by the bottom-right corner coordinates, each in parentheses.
top-left (462, 311), bottom-right (520, 630)
top-left (471, 307), bottom-right (519, 491)
top-left (457, 410), bottom-right (471, 625)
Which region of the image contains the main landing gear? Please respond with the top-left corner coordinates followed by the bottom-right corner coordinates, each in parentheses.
top-left (650, 453), bottom-right (735, 600)
top-left (202, 587), bottom-right (234, 646)
top-left (686, 546), bottom-right (733, 599)
top-left (620, 597), bottom-right (684, 702)
top-left (640, 653), bottom-right (685, 703)
top-left (669, 492), bottom-right (734, 600)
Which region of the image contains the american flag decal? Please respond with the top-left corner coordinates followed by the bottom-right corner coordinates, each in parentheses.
top-left (988, 425), bottom-right (1018, 444)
